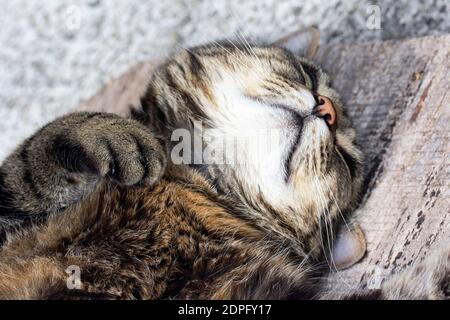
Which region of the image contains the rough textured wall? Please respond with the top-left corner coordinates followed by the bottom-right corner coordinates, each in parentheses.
top-left (0, 0), bottom-right (449, 161)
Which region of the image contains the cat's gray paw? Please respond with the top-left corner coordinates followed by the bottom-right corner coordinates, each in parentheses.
top-left (0, 112), bottom-right (167, 227)
top-left (381, 246), bottom-right (450, 300)
top-left (51, 114), bottom-right (167, 187)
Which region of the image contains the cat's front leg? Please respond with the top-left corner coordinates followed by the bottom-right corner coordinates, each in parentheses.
top-left (0, 112), bottom-right (166, 237)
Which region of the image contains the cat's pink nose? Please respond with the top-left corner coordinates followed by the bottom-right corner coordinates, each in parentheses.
top-left (315, 95), bottom-right (336, 126)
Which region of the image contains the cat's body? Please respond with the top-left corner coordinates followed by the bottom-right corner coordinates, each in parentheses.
top-left (0, 41), bottom-right (448, 299)
top-left (0, 165), bottom-right (318, 299)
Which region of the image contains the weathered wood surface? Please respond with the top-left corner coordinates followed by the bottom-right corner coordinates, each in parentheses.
top-left (76, 61), bottom-right (158, 117)
top-left (74, 35), bottom-right (450, 293)
top-left (317, 35), bottom-right (449, 293)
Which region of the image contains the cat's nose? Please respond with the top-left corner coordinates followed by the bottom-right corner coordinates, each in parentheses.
top-left (314, 95), bottom-right (336, 126)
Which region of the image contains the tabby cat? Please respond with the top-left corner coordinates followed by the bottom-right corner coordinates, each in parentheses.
top-left (0, 34), bottom-right (448, 299)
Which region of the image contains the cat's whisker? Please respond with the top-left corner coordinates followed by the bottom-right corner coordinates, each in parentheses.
top-left (209, 40), bottom-right (251, 69)
top-left (221, 39), bottom-right (266, 82)
top-left (314, 173), bottom-right (352, 289)
top-left (312, 168), bottom-right (341, 275)
top-left (233, 30), bottom-right (271, 79)
top-left (223, 8), bottom-right (271, 80)
top-left (215, 45), bottom-right (264, 85)
top-left (177, 41), bottom-right (258, 83)
top-left (315, 191), bottom-right (351, 283)
top-left (296, 242), bottom-right (321, 271)
top-left (320, 172), bottom-right (351, 233)
top-left (311, 167), bottom-right (334, 271)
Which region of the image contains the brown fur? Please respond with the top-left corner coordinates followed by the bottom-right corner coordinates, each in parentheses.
top-left (0, 165), bottom-right (316, 299)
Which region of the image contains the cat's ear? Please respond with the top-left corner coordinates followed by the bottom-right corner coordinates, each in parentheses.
top-left (272, 27), bottom-right (320, 60)
top-left (331, 223), bottom-right (367, 270)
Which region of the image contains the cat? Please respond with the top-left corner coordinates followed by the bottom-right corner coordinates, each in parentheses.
top-left (0, 31), bottom-right (448, 299)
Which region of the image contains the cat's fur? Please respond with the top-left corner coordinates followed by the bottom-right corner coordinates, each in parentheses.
top-left (0, 42), bottom-right (448, 299)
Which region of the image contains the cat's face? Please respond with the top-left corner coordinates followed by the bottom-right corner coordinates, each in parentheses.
top-left (146, 43), bottom-right (363, 228)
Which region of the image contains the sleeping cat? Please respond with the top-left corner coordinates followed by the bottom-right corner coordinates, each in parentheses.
top-left (0, 35), bottom-right (448, 299)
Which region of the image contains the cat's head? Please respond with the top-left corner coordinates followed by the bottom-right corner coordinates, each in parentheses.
top-left (140, 30), bottom-right (364, 244)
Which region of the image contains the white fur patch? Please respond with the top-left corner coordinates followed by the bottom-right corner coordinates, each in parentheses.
top-left (198, 69), bottom-right (333, 211)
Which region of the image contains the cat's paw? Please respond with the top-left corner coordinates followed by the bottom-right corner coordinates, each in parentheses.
top-left (51, 113), bottom-right (167, 187)
top-left (381, 246), bottom-right (450, 300)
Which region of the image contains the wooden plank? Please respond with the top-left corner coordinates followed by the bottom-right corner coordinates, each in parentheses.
top-left (74, 35), bottom-right (450, 293)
